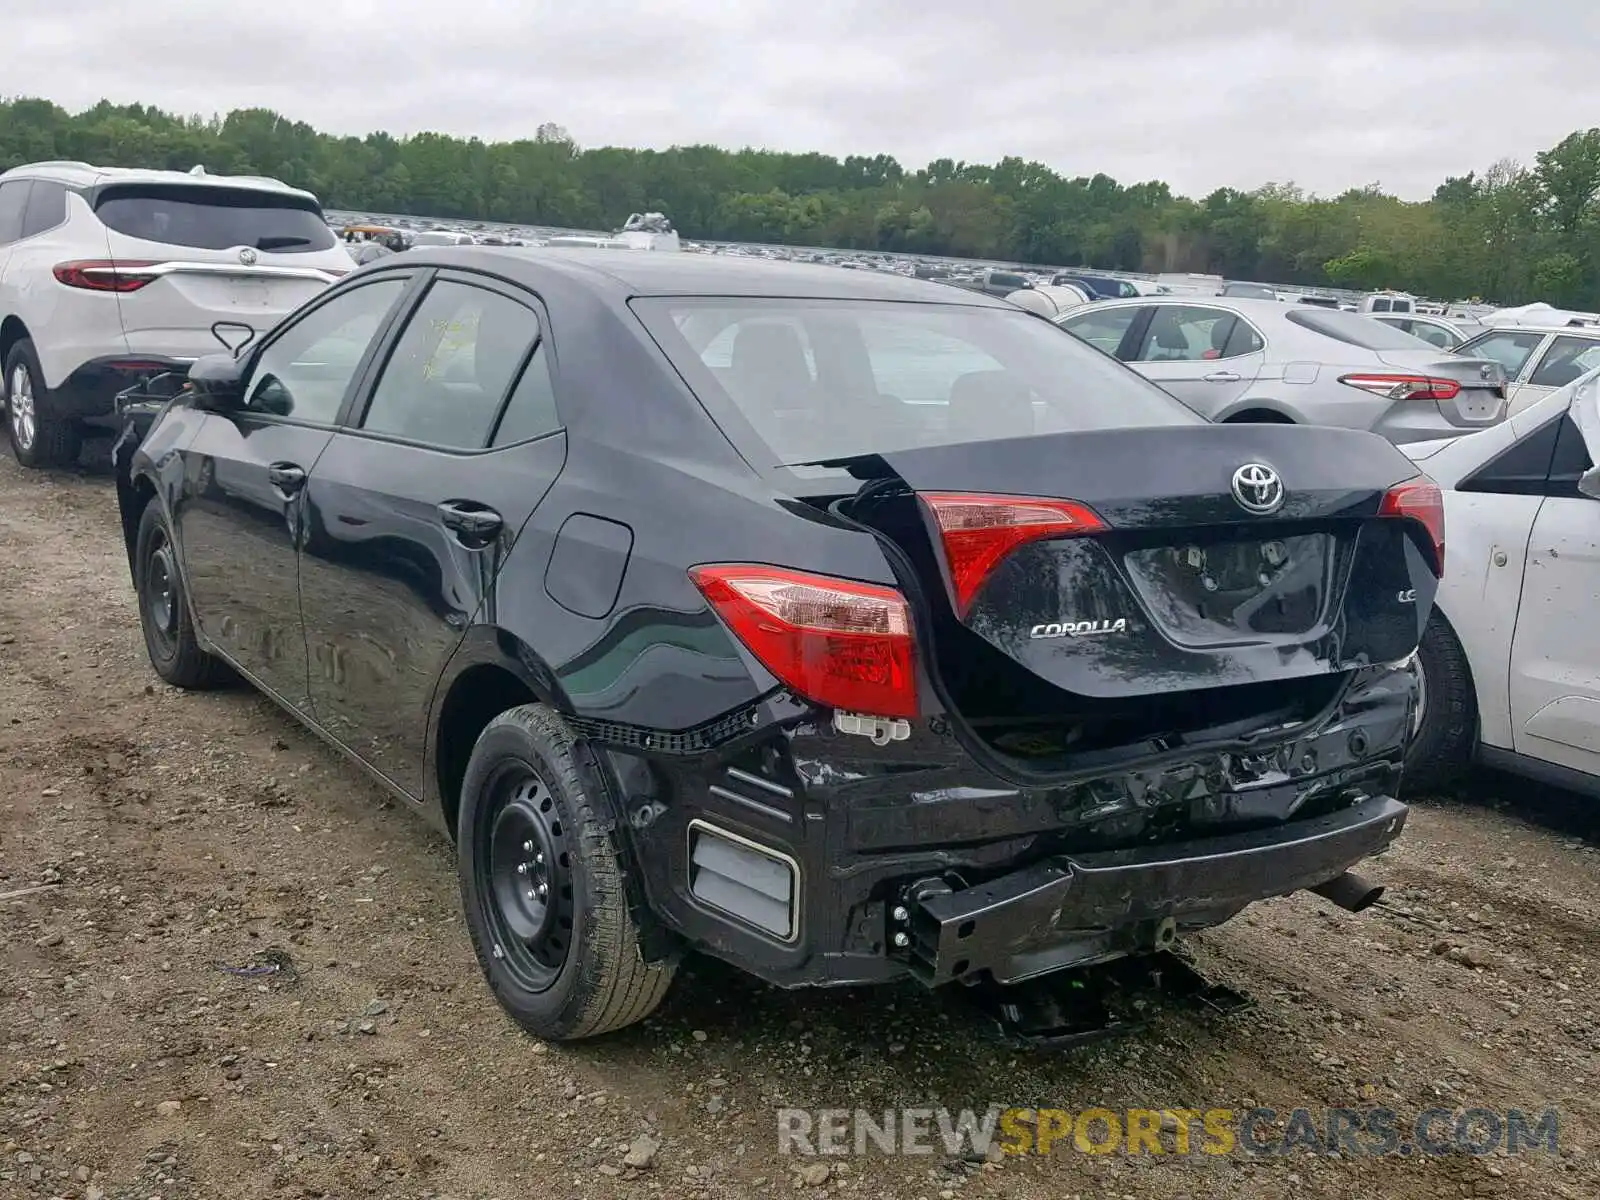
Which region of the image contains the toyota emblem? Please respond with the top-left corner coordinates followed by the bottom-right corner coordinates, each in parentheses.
top-left (238, 247), bottom-right (258, 265)
top-left (1231, 463), bottom-right (1285, 515)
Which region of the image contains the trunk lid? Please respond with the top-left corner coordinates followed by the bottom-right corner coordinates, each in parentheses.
top-left (836, 423), bottom-right (1437, 715)
top-left (1370, 347), bottom-right (1507, 426)
top-left (93, 181), bottom-right (346, 360)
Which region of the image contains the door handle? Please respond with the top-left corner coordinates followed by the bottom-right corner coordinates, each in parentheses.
top-left (1203, 371), bottom-right (1242, 383)
top-left (437, 501), bottom-right (503, 546)
top-left (267, 463), bottom-right (306, 493)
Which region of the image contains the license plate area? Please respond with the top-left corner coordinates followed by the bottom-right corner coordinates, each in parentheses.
top-left (1454, 388), bottom-right (1501, 421)
top-left (1122, 532), bottom-right (1335, 646)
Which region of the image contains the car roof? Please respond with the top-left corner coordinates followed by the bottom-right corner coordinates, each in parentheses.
top-left (0, 160), bottom-right (315, 200)
top-left (393, 246), bottom-right (1018, 305)
top-left (1469, 323), bottom-right (1600, 337)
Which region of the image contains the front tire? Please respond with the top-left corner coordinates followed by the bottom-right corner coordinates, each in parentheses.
top-left (4, 339), bottom-right (81, 469)
top-left (457, 704), bottom-right (675, 1041)
top-left (134, 501), bottom-right (229, 689)
top-left (1402, 611), bottom-right (1476, 794)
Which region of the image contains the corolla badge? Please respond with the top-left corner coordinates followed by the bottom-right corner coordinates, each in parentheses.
top-left (239, 247), bottom-right (258, 265)
top-left (1231, 462), bottom-right (1285, 515)
top-left (1030, 619), bottom-right (1128, 639)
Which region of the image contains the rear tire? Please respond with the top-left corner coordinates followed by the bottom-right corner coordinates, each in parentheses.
top-left (1222, 408), bottom-right (1294, 424)
top-left (1402, 611), bottom-right (1476, 794)
top-left (4, 339), bottom-right (81, 469)
top-left (457, 703), bottom-right (675, 1041)
top-left (134, 500), bottom-right (230, 689)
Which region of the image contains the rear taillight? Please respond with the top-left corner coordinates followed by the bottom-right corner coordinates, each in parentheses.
top-left (919, 492), bottom-right (1107, 615)
top-left (52, 260), bottom-right (161, 292)
top-left (1339, 373), bottom-right (1462, 401)
top-left (689, 564), bottom-right (917, 718)
top-left (1380, 476), bottom-right (1445, 577)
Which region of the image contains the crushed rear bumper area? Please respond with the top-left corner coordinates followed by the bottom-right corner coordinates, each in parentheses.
top-left (895, 794), bottom-right (1407, 986)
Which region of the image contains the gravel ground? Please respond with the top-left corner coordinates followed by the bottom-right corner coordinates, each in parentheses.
top-left (2, 448), bottom-right (1598, 1200)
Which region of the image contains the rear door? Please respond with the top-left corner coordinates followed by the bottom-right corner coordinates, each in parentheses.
top-left (1122, 304), bottom-right (1265, 417)
top-left (298, 271), bottom-right (566, 793)
top-left (1505, 332), bottom-right (1600, 417)
top-left (175, 272), bottom-right (415, 712)
top-left (90, 180), bottom-right (347, 364)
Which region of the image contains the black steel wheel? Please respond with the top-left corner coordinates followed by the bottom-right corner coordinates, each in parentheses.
top-left (474, 764), bottom-right (577, 992)
top-left (456, 703), bottom-right (677, 1041)
top-left (134, 501), bottom-right (229, 690)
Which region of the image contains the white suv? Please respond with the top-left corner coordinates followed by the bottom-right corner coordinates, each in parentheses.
top-left (0, 161), bottom-right (351, 467)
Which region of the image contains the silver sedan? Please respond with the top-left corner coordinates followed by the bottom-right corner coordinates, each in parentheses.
top-left (1054, 296), bottom-right (1508, 443)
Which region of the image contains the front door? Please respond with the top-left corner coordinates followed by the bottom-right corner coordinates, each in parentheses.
top-left (174, 273), bottom-right (413, 712)
top-left (298, 272), bottom-right (567, 793)
top-left (1509, 394), bottom-right (1600, 773)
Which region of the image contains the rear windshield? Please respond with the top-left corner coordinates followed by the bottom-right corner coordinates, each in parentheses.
top-left (1285, 307), bottom-right (1435, 350)
top-left (988, 272), bottom-right (1029, 290)
top-left (1222, 283), bottom-right (1277, 300)
top-left (631, 297), bottom-right (1204, 470)
top-left (94, 184), bottom-right (337, 253)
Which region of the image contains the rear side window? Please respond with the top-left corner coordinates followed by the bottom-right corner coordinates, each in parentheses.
top-left (1285, 308), bottom-right (1436, 350)
top-left (360, 281), bottom-right (538, 449)
top-left (20, 182), bottom-right (67, 238)
top-left (491, 344), bottom-right (561, 446)
top-left (93, 184), bottom-right (337, 253)
top-left (0, 181), bottom-right (29, 244)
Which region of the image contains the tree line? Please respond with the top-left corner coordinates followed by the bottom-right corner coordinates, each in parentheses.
top-left (4, 97), bottom-right (1600, 308)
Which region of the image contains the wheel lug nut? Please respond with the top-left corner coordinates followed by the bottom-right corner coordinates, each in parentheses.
top-left (516, 862), bottom-right (528, 875)
top-left (522, 840), bottom-right (535, 853)
top-left (536, 882), bottom-right (548, 898)
top-left (892, 932), bottom-right (910, 948)
top-left (535, 852), bottom-right (544, 865)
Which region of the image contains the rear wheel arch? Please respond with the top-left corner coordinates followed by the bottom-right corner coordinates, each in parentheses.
top-left (0, 316), bottom-right (30, 371)
top-left (431, 639), bottom-right (571, 838)
top-left (119, 474), bottom-right (158, 568)
top-left (1221, 405), bottom-right (1296, 424)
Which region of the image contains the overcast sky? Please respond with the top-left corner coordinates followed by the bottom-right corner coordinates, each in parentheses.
top-left (11, 0), bottom-right (1600, 200)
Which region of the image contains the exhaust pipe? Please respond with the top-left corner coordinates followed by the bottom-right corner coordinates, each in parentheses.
top-left (1310, 871), bottom-right (1384, 913)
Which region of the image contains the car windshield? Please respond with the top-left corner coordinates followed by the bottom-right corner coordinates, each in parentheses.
top-left (632, 297), bottom-right (1204, 471)
top-left (1285, 308), bottom-right (1438, 350)
top-left (95, 184), bottom-right (338, 253)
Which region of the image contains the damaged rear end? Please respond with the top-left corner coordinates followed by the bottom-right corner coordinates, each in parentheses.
top-left (801, 421), bottom-right (1437, 985)
top-left (629, 293), bottom-right (1436, 1006)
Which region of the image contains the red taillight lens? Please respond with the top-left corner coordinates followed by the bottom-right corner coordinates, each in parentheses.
top-left (1380, 476), bottom-right (1445, 577)
top-left (52, 260), bottom-right (161, 292)
top-left (689, 564), bottom-right (918, 718)
top-left (1339, 373), bottom-right (1462, 401)
top-left (919, 492), bottom-right (1107, 615)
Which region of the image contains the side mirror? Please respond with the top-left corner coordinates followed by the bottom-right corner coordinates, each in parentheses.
top-left (187, 353), bottom-right (247, 412)
top-left (1579, 465), bottom-right (1600, 501)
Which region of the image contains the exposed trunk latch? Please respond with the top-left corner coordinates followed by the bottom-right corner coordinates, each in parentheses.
top-left (833, 711), bottom-right (911, 745)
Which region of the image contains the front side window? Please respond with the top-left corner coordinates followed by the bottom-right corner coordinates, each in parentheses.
top-left (1457, 329), bottom-right (1547, 381)
top-left (634, 296), bottom-right (1202, 469)
top-left (1058, 304), bottom-right (1145, 355)
top-left (245, 278), bottom-right (407, 423)
top-left (1527, 335), bottom-right (1600, 389)
top-left (360, 281), bottom-right (538, 449)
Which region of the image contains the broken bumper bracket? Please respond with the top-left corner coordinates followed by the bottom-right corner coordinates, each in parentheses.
top-left (962, 950), bottom-right (1253, 1050)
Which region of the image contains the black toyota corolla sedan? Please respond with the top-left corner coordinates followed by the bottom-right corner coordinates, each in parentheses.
top-left (114, 248), bottom-right (1440, 1041)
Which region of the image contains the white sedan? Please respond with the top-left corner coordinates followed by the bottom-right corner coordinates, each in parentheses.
top-left (1404, 366), bottom-right (1600, 794)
